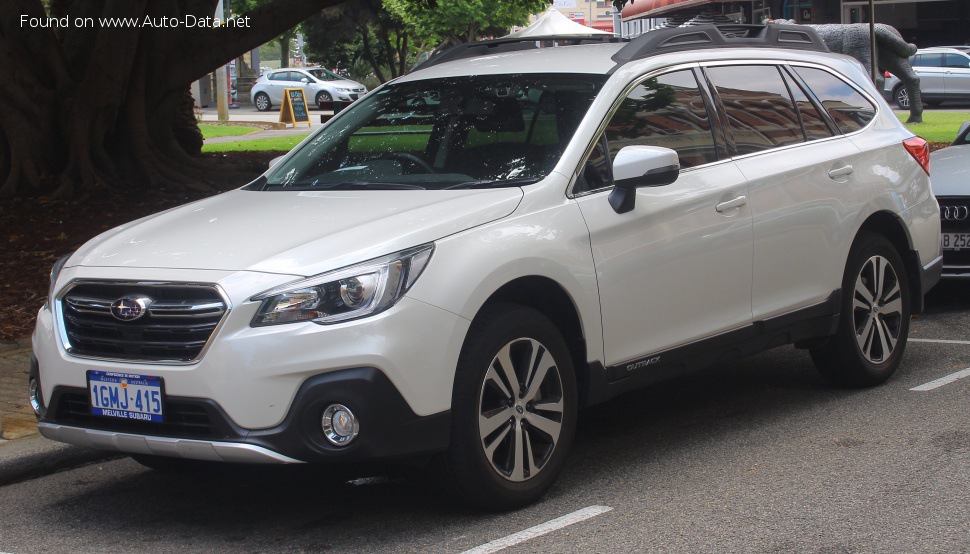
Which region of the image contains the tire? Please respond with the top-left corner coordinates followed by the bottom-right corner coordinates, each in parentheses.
top-left (437, 304), bottom-right (578, 511)
top-left (811, 232), bottom-right (910, 387)
top-left (254, 92), bottom-right (271, 112)
top-left (316, 91), bottom-right (333, 109)
top-left (893, 86), bottom-right (910, 110)
top-left (130, 454), bottom-right (219, 472)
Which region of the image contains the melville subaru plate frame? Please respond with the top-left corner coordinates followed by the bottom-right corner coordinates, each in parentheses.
top-left (87, 370), bottom-right (165, 422)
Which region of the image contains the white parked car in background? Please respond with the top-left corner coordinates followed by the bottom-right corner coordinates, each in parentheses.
top-left (32, 24), bottom-right (941, 511)
top-left (885, 47), bottom-right (970, 109)
top-left (251, 67), bottom-right (367, 111)
top-left (930, 120), bottom-right (970, 276)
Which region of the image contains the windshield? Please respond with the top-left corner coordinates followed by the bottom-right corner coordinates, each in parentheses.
top-left (307, 68), bottom-right (340, 81)
top-left (254, 73), bottom-right (607, 191)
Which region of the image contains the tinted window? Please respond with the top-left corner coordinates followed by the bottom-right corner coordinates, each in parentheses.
top-left (268, 72), bottom-right (288, 81)
top-left (604, 69), bottom-right (718, 169)
top-left (706, 65), bottom-right (803, 155)
top-left (289, 71), bottom-right (308, 82)
top-left (781, 69), bottom-right (834, 141)
top-left (913, 53), bottom-right (943, 67)
top-left (944, 53), bottom-right (970, 68)
top-left (793, 67), bottom-right (876, 134)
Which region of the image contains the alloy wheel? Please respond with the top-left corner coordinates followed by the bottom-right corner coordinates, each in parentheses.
top-left (852, 255), bottom-right (903, 364)
top-left (477, 338), bottom-right (564, 482)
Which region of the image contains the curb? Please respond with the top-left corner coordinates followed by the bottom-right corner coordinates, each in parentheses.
top-left (0, 434), bottom-right (123, 487)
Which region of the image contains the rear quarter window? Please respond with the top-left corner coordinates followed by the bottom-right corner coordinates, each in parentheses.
top-left (792, 66), bottom-right (876, 134)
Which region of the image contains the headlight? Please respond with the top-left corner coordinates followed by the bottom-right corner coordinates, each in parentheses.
top-left (251, 244), bottom-right (434, 326)
top-left (48, 253), bottom-right (73, 308)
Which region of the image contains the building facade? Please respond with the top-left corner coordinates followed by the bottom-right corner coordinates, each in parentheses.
top-left (620, 0), bottom-right (968, 47)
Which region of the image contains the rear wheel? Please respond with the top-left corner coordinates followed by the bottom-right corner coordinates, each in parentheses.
top-left (438, 304), bottom-right (577, 511)
top-left (811, 232), bottom-right (910, 387)
top-left (893, 86), bottom-right (910, 110)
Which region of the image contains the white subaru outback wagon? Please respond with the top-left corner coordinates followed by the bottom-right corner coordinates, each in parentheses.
top-left (31, 25), bottom-right (941, 510)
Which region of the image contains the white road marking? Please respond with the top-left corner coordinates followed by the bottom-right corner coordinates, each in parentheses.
top-left (911, 368), bottom-right (970, 391)
top-left (909, 338), bottom-right (970, 345)
top-left (460, 505), bottom-right (613, 554)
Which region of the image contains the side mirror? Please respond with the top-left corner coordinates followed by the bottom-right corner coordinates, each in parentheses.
top-left (956, 120), bottom-right (970, 144)
top-left (268, 155), bottom-right (285, 169)
top-left (301, 77), bottom-right (309, 84)
top-left (608, 146), bottom-right (680, 214)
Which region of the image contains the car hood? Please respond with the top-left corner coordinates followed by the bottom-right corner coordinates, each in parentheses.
top-left (930, 144), bottom-right (970, 197)
top-left (325, 79), bottom-right (364, 89)
top-left (69, 188), bottom-right (523, 276)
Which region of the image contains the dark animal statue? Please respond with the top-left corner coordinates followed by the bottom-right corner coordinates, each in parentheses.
top-left (773, 21), bottom-right (922, 123)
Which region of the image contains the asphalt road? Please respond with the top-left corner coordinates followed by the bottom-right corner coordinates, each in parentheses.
top-left (1, 282), bottom-right (968, 553)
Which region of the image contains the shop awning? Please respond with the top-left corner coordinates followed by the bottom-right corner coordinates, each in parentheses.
top-left (621, 0), bottom-right (719, 20)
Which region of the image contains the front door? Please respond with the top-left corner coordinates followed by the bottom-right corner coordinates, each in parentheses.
top-left (575, 68), bottom-right (753, 368)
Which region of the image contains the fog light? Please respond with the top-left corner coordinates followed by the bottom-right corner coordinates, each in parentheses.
top-left (322, 404), bottom-right (359, 446)
top-left (28, 377), bottom-right (43, 416)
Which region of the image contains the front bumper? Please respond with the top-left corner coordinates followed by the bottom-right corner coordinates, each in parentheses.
top-left (39, 367), bottom-right (451, 463)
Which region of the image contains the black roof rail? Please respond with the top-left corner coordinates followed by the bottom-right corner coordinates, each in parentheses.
top-left (412, 35), bottom-right (625, 73)
top-left (612, 24), bottom-right (829, 64)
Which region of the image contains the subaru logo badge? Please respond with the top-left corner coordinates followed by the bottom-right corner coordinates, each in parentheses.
top-left (109, 296), bottom-right (152, 322)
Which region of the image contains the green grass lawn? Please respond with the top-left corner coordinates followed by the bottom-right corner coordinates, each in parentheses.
top-left (199, 124), bottom-right (259, 139)
top-left (202, 134), bottom-right (310, 152)
top-left (898, 111), bottom-right (970, 143)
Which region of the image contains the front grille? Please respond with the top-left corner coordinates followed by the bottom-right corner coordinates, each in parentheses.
top-left (59, 281), bottom-right (228, 363)
top-left (939, 197), bottom-right (970, 231)
top-left (54, 392), bottom-right (224, 438)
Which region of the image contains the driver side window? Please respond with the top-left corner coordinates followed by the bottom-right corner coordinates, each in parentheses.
top-left (575, 69), bottom-right (719, 194)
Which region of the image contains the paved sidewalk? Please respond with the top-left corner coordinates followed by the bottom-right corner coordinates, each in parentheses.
top-left (0, 345), bottom-right (35, 440)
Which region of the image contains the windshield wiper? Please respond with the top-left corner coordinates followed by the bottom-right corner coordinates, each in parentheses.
top-left (444, 177), bottom-right (541, 190)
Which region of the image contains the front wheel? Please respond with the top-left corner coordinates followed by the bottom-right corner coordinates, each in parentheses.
top-left (811, 232), bottom-right (910, 387)
top-left (438, 304), bottom-right (577, 511)
top-left (893, 86), bottom-right (910, 110)
top-left (316, 91), bottom-right (333, 109)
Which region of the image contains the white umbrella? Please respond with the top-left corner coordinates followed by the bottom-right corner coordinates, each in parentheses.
top-left (505, 8), bottom-right (613, 38)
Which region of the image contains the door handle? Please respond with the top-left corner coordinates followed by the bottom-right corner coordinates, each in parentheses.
top-left (828, 165), bottom-right (854, 179)
top-left (715, 196), bottom-right (747, 213)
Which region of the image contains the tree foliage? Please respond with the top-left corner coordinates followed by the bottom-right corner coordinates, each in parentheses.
top-left (384, 0), bottom-right (547, 44)
top-left (0, 0), bottom-right (343, 197)
top-left (303, 0), bottom-right (416, 83)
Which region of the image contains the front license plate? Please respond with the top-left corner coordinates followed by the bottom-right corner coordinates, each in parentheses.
top-left (88, 371), bottom-right (164, 422)
top-left (943, 233), bottom-right (970, 251)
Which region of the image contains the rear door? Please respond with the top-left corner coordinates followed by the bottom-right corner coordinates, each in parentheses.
top-left (575, 67), bottom-right (752, 368)
top-left (943, 52), bottom-right (970, 98)
top-left (709, 63), bottom-right (875, 320)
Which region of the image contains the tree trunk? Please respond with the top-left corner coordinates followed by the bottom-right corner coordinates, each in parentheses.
top-left (0, 0), bottom-right (344, 198)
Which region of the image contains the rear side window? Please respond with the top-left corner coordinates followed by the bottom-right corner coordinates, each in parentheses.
top-left (945, 53), bottom-right (970, 68)
top-left (604, 69), bottom-right (719, 168)
top-left (780, 69), bottom-right (834, 141)
top-left (912, 53), bottom-right (942, 67)
top-left (793, 66), bottom-right (876, 134)
top-left (268, 72), bottom-right (288, 81)
top-left (706, 65), bottom-right (804, 155)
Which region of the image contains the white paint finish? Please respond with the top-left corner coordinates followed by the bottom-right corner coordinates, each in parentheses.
top-left (67, 188), bottom-right (523, 277)
top-left (741, 135), bottom-right (867, 320)
top-left (930, 143), bottom-right (970, 197)
top-left (910, 368), bottom-right (970, 391)
top-left (909, 338), bottom-right (970, 345)
top-left (460, 505), bottom-right (613, 554)
top-left (407, 173), bottom-right (605, 363)
top-left (577, 161), bottom-right (753, 366)
top-left (35, 290), bottom-right (470, 427)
